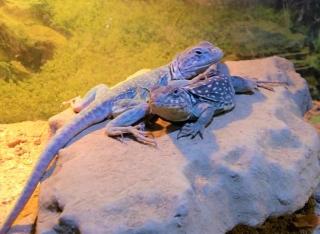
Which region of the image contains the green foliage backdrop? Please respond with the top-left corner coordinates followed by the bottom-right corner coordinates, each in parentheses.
top-left (0, 0), bottom-right (316, 123)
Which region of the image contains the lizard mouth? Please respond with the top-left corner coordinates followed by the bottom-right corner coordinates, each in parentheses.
top-left (149, 100), bottom-right (187, 109)
top-left (149, 103), bottom-right (191, 122)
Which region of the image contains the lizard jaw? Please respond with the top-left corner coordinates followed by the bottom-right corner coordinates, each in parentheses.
top-left (149, 101), bottom-right (191, 122)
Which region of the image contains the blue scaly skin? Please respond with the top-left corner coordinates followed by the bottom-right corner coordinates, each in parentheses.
top-left (148, 65), bottom-right (286, 139)
top-left (0, 41), bottom-right (223, 234)
top-left (103, 64), bottom-right (286, 142)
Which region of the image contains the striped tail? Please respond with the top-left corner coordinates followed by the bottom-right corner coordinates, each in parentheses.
top-left (0, 104), bottom-right (111, 234)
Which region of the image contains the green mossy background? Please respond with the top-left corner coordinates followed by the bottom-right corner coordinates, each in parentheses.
top-left (0, 0), bottom-right (318, 123)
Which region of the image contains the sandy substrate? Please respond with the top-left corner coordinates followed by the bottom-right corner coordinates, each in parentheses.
top-left (0, 121), bottom-right (48, 230)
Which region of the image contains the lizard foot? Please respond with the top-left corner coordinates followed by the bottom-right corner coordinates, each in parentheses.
top-left (61, 96), bottom-right (82, 112)
top-left (189, 64), bottom-right (218, 85)
top-left (106, 124), bottom-right (156, 146)
top-left (256, 80), bottom-right (288, 91)
top-left (246, 77), bottom-right (288, 92)
top-left (177, 122), bottom-right (204, 139)
top-left (189, 73), bottom-right (208, 85)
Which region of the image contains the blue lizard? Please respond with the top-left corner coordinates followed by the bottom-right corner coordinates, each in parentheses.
top-left (0, 41), bottom-right (223, 234)
top-left (104, 64), bottom-right (286, 141)
top-left (148, 65), bottom-right (287, 139)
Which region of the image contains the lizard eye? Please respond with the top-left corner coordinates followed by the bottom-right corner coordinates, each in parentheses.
top-left (173, 89), bottom-right (179, 95)
top-left (195, 50), bottom-right (202, 55)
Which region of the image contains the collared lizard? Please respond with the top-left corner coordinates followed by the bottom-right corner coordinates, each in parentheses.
top-left (0, 41), bottom-right (223, 234)
top-left (103, 64), bottom-right (286, 141)
top-left (148, 65), bottom-right (287, 139)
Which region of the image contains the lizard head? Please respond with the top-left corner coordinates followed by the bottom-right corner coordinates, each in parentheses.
top-left (171, 41), bottom-right (223, 80)
top-left (149, 85), bottom-right (193, 122)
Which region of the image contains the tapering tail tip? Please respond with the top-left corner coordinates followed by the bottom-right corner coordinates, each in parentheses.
top-left (0, 103), bottom-right (109, 234)
top-left (0, 205), bottom-right (24, 234)
top-left (0, 225), bottom-right (10, 234)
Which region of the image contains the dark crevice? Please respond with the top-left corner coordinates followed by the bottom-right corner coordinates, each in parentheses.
top-left (227, 197), bottom-right (316, 234)
top-left (46, 199), bottom-right (64, 213)
top-left (53, 218), bottom-right (80, 234)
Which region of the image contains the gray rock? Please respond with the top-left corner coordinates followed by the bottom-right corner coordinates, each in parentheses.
top-left (37, 57), bottom-right (320, 234)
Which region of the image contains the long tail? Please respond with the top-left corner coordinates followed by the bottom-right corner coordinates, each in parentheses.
top-left (0, 104), bottom-right (110, 234)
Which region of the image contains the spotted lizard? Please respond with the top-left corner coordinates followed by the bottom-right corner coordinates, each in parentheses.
top-left (148, 65), bottom-right (287, 139)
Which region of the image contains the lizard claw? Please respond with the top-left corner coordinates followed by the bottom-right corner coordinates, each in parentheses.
top-left (106, 126), bottom-right (157, 146)
top-left (257, 83), bottom-right (274, 91)
top-left (256, 80), bottom-right (288, 91)
top-left (116, 133), bottom-right (127, 144)
top-left (244, 76), bottom-right (287, 92)
top-left (190, 74), bottom-right (206, 84)
top-left (177, 123), bottom-right (204, 139)
top-left (128, 126), bottom-right (157, 146)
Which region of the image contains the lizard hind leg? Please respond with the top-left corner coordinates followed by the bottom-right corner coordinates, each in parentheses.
top-left (62, 84), bottom-right (109, 113)
top-left (105, 101), bottom-right (156, 145)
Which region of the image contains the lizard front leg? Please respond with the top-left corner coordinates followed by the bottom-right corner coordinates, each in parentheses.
top-left (178, 103), bottom-right (216, 139)
top-left (105, 101), bottom-right (155, 145)
top-left (63, 84), bottom-right (109, 113)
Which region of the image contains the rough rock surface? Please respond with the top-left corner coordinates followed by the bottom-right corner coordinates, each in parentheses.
top-left (37, 57), bottom-right (320, 234)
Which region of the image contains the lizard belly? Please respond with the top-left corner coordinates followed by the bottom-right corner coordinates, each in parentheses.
top-left (223, 102), bottom-right (235, 111)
